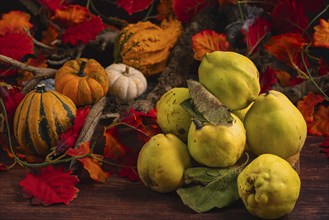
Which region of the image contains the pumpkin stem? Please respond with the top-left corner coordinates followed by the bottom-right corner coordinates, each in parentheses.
top-left (36, 83), bottom-right (46, 93)
top-left (77, 61), bottom-right (87, 77)
top-left (123, 66), bottom-right (130, 75)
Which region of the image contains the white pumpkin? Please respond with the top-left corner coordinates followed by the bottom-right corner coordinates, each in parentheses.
top-left (105, 63), bottom-right (147, 100)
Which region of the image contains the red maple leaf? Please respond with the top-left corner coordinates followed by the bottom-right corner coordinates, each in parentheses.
top-left (172, 0), bottom-right (208, 23)
top-left (297, 92), bottom-right (324, 123)
top-left (57, 106), bottom-right (91, 153)
top-left (0, 32), bottom-right (33, 61)
top-left (62, 16), bottom-right (105, 46)
top-left (37, 0), bottom-right (64, 11)
top-left (270, 0), bottom-right (308, 34)
top-left (259, 66), bottom-right (277, 93)
top-left (19, 166), bottom-right (79, 206)
top-left (241, 17), bottom-right (271, 55)
top-left (117, 0), bottom-right (154, 15)
top-left (319, 138), bottom-right (329, 158)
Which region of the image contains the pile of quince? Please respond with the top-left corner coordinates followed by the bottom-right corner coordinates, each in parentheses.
top-left (137, 51), bottom-right (307, 219)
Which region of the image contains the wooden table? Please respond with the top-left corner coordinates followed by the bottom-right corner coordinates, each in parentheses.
top-left (0, 136), bottom-right (328, 220)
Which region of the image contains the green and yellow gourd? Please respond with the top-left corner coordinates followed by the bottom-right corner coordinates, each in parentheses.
top-left (13, 84), bottom-right (77, 157)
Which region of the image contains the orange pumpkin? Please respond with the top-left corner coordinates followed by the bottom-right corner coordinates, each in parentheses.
top-left (55, 58), bottom-right (109, 106)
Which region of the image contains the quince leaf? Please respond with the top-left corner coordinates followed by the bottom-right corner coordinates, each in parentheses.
top-left (186, 79), bottom-right (233, 126)
top-left (177, 153), bottom-right (249, 213)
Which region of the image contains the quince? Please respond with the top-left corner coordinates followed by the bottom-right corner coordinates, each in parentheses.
top-left (187, 114), bottom-right (246, 167)
top-left (238, 154), bottom-right (301, 219)
top-left (156, 87), bottom-right (192, 141)
top-left (244, 90), bottom-right (307, 159)
top-left (137, 133), bottom-right (191, 193)
top-left (198, 51), bottom-right (260, 111)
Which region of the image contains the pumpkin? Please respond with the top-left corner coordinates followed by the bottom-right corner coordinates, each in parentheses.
top-left (105, 63), bottom-right (147, 100)
top-left (13, 84), bottom-right (76, 157)
top-left (55, 58), bottom-right (109, 106)
top-left (114, 19), bottom-right (182, 76)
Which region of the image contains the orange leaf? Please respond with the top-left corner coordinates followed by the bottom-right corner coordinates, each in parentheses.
top-left (192, 29), bottom-right (230, 61)
top-left (313, 19), bottom-right (329, 48)
top-left (275, 70), bottom-right (291, 87)
top-left (41, 25), bottom-right (59, 46)
top-left (264, 33), bottom-right (308, 78)
top-left (308, 105), bottom-right (329, 136)
top-left (297, 93), bottom-right (324, 123)
top-left (65, 142), bottom-right (110, 183)
top-left (0, 11), bottom-right (33, 36)
top-left (156, 0), bottom-right (173, 21)
top-left (52, 5), bottom-right (90, 27)
top-left (103, 127), bottom-right (127, 160)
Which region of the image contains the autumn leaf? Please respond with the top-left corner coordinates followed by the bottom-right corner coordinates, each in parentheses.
top-left (297, 92), bottom-right (324, 123)
top-left (103, 127), bottom-right (127, 160)
top-left (318, 58), bottom-right (329, 76)
top-left (0, 11), bottom-right (33, 36)
top-left (308, 105), bottom-right (329, 136)
top-left (37, 0), bottom-right (64, 11)
top-left (172, 0), bottom-right (208, 23)
top-left (57, 106), bottom-right (91, 153)
top-left (270, 0), bottom-right (308, 34)
top-left (259, 66), bottom-right (277, 93)
top-left (62, 16), bottom-right (105, 46)
top-left (65, 142), bottom-right (110, 183)
top-left (156, 0), bottom-right (174, 21)
top-left (264, 33), bottom-right (308, 79)
top-left (40, 25), bottom-right (59, 46)
top-left (274, 70), bottom-right (291, 87)
top-left (0, 32), bottom-right (34, 62)
top-left (17, 56), bottom-right (48, 86)
top-left (313, 19), bottom-right (329, 49)
top-left (218, 0), bottom-right (237, 6)
top-left (52, 5), bottom-right (90, 27)
top-left (117, 0), bottom-right (154, 15)
top-left (319, 138), bottom-right (329, 158)
top-left (19, 166), bottom-right (79, 206)
top-left (0, 163), bottom-right (7, 171)
top-left (192, 29), bottom-right (230, 61)
top-left (241, 17), bottom-right (271, 55)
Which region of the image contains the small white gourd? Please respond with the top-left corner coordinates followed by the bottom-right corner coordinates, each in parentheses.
top-left (105, 63), bottom-right (147, 100)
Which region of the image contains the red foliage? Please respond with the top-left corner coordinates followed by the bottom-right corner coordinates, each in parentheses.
top-left (37, 0), bottom-right (64, 11)
top-left (117, 0), bottom-right (154, 15)
top-left (259, 66), bottom-right (277, 93)
top-left (172, 0), bottom-right (208, 23)
top-left (19, 166), bottom-right (79, 206)
top-left (0, 32), bottom-right (33, 62)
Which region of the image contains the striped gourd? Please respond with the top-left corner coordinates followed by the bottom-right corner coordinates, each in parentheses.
top-left (13, 84), bottom-right (77, 157)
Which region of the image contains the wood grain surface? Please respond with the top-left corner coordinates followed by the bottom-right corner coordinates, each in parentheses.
top-left (0, 136), bottom-right (328, 220)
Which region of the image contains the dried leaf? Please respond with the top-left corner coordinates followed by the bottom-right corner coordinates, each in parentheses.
top-left (117, 0), bottom-right (154, 15)
top-left (297, 92), bottom-right (324, 123)
top-left (187, 80), bottom-right (233, 126)
top-left (172, 0), bottom-right (208, 23)
top-left (0, 11), bottom-right (33, 36)
top-left (308, 105), bottom-right (329, 136)
top-left (52, 5), bottom-right (90, 27)
top-left (241, 17), bottom-right (271, 55)
top-left (57, 106), bottom-right (91, 153)
top-left (192, 29), bottom-right (230, 61)
top-left (313, 19), bottom-right (329, 49)
top-left (264, 33), bottom-right (307, 78)
top-left (62, 16), bottom-right (105, 46)
top-left (19, 166), bottom-right (79, 206)
top-left (271, 0), bottom-right (308, 34)
top-left (0, 32), bottom-right (34, 61)
top-left (177, 154), bottom-right (248, 213)
top-left (260, 66), bottom-right (277, 93)
top-left (65, 142), bottom-right (110, 183)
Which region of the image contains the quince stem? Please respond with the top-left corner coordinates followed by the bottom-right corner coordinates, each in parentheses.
top-left (192, 118), bottom-right (204, 130)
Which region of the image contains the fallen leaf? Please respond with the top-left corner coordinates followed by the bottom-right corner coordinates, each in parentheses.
top-left (172, 0), bottom-right (208, 23)
top-left (117, 0), bottom-right (154, 15)
top-left (65, 142), bottom-right (110, 183)
top-left (308, 105), bottom-right (329, 136)
top-left (0, 32), bottom-right (34, 61)
top-left (187, 80), bottom-right (233, 126)
top-left (192, 29), bottom-right (230, 61)
top-left (241, 17), bottom-right (271, 55)
top-left (62, 16), bottom-right (105, 46)
top-left (260, 66), bottom-right (277, 93)
top-left (270, 0), bottom-right (308, 34)
top-left (19, 165), bottom-right (79, 206)
top-left (313, 19), bottom-right (329, 49)
top-left (0, 11), bottom-right (33, 36)
top-left (297, 92), bottom-right (324, 123)
top-left (57, 106), bottom-right (91, 153)
top-left (52, 5), bottom-right (90, 27)
top-left (264, 33), bottom-right (308, 78)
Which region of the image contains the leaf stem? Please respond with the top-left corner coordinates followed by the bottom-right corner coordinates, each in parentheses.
top-left (305, 4), bottom-right (329, 31)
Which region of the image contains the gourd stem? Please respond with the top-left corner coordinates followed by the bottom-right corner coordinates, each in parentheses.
top-left (77, 61), bottom-right (87, 77)
top-left (192, 118), bottom-right (204, 130)
top-left (123, 66), bottom-right (130, 75)
top-left (36, 83), bottom-right (46, 93)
